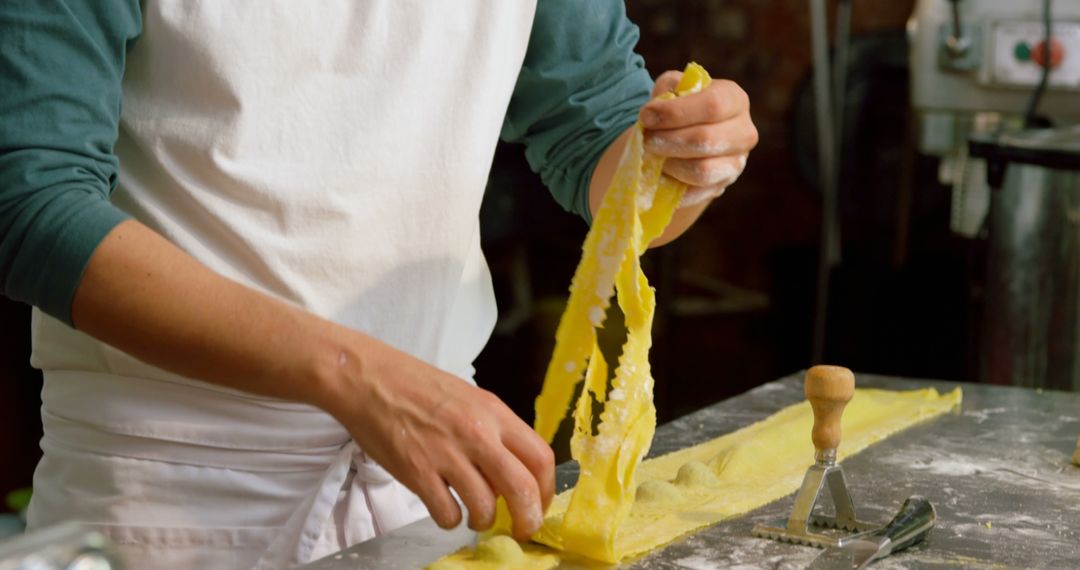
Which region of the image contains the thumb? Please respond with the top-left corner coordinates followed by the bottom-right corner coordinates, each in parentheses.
top-left (651, 70), bottom-right (683, 99)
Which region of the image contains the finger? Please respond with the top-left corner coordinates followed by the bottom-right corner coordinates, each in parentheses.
top-left (662, 155), bottom-right (745, 188)
top-left (416, 472), bottom-right (463, 530)
top-left (443, 458), bottom-right (498, 531)
top-left (501, 424), bottom-right (556, 512)
top-left (473, 445), bottom-right (543, 541)
top-left (641, 79), bottom-right (749, 130)
top-left (651, 70), bottom-right (682, 99)
top-left (680, 184), bottom-right (728, 208)
top-left (644, 118), bottom-right (758, 159)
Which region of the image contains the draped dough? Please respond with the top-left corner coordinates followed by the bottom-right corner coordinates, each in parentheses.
top-left (529, 62), bottom-right (709, 563)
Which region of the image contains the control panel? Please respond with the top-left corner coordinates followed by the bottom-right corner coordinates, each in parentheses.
top-left (910, 0), bottom-right (1080, 120)
top-left (990, 21), bottom-right (1080, 89)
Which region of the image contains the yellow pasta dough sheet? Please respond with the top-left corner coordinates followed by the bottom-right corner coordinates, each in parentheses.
top-left (430, 386), bottom-right (961, 568)
top-left (539, 386), bottom-right (962, 560)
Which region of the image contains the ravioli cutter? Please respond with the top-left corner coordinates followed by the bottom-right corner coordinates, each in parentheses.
top-left (752, 365), bottom-right (877, 548)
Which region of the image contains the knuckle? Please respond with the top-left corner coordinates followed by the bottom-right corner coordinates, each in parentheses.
top-left (538, 443), bottom-right (555, 468)
top-left (684, 159), bottom-right (727, 187)
top-left (717, 78), bottom-right (740, 95)
top-left (423, 487), bottom-right (459, 529)
top-left (688, 160), bottom-right (708, 179)
top-left (747, 124), bottom-right (760, 148)
top-left (510, 476), bottom-right (539, 503)
top-left (434, 510), bottom-right (457, 529)
top-left (692, 159), bottom-right (716, 181)
top-left (662, 160), bottom-right (688, 182)
top-left (657, 70), bottom-right (682, 92)
top-left (704, 91), bottom-right (726, 118)
top-left (403, 448), bottom-right (427, 474)
top-left (431, 397), bottom-right (464, 423)
top-left (688, 130), bottom-right (713, 151)
top-left (468, 496), bottom-right (495, 528)
top-left (480, 389), bottom-right (504, 407)
top-left (737, 87), bottom-right (751, 109)
top-left (716, 79), bottom-right (749, 110)
top-left (650, 104), bottom-right (673, 125)
top-left (458, 423), bottom-right (495, 452)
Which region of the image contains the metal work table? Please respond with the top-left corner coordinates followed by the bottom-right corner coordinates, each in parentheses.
top-left (301, 373), bottom-right (1080, 569)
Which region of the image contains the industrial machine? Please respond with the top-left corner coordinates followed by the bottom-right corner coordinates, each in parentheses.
top-left (910, 0), bottom-right (1080, 237)
top-left (910, 0), bottom-right (1080, 390)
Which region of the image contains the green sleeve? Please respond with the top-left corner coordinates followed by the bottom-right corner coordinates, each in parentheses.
top-left (0, 0), bottom-right (141, 325)
top-left (501, 0), bottom-right (654, 224)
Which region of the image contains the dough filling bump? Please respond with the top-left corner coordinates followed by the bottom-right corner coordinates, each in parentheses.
top-left (529, 63), bottom-right (712, 563)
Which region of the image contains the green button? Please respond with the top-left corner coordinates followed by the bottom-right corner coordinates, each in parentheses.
top-left (1015, 41), bottom-right (1032, 61)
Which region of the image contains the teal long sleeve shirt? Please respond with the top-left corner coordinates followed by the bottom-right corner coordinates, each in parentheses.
top-left (0, 0), bottom-right (652, 325)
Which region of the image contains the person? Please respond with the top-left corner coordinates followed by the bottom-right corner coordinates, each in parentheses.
top-left (0, 1), bottom-right (758, 568)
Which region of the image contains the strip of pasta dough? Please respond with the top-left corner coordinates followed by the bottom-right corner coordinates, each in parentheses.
top-left (529, 63), bottom-right (712, 563)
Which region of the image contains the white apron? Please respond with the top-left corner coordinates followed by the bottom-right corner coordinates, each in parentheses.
top-left (27, 2), bottom-right (535, 568)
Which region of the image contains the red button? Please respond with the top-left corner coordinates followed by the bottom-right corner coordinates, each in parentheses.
top-left (1031, 38), bottom-right (1065, 69)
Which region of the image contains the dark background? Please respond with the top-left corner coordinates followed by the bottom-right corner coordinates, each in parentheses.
top-left (1, 0), bottom-right (978, 507)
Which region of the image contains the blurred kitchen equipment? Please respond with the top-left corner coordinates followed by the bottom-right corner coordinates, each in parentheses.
top-left (969, 126), bottom-right (1080, 390)
top-left (910, 0), bottom-right (1080, 237)
top-left (911, 0), bottom-right (1080, 389)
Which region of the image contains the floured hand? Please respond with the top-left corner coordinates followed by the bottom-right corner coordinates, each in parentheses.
top-left (320, 337), bottom-right (555, 541)
top-left (640, 71), bottom-right (758, 207)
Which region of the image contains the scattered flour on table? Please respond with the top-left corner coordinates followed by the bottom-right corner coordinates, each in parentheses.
top-left (752, 382), bottom-right (787, 394)
top-left (672, 554), bottom-right (807, 570)
top-left (881, 443), bottom-right (1080, 494)
top-left (671, 554), bottom-right (724, 570)
top-left (670, 538), bottom-right (815, 570)
top-left (961, 407), bottom-right (1008, 424)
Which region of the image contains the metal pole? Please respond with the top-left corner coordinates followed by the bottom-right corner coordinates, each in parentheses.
top-left (810, 0), bottom-right (841, 363)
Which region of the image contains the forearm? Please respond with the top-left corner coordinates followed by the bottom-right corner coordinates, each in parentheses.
top-left (588, 128), bottom-right (709, 248)
top-left (70, 219), bottom-right (363, 414)
top-left (70, 219), bottom-right (554, 538)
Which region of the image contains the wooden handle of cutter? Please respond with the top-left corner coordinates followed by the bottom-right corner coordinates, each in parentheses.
top-left (804, 365), bottom-right (855, 451)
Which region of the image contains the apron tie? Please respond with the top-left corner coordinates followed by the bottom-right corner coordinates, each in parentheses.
top-left (253, 442), bottom-right (429, 568)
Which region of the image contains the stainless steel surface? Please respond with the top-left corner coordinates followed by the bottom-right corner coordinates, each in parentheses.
top-left (980, 133), bottom-right (1080, 391)
top-left (299, 516), bottom-right (474, 570)
top-left (301, 373), bottom-right (1080, 569)
top-left (807, 542), bottom-right (869, 570)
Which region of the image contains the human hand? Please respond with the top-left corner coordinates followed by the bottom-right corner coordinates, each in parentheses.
top-left (639, 71), bottom-right (758, 207)
top-left (321, 336), bottom-right (555, 541)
